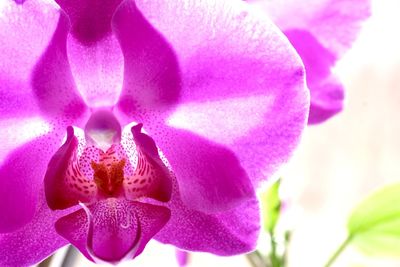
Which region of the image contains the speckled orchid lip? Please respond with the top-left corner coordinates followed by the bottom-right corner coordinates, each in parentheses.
top-left (79, 200), bottom-right (142, 264)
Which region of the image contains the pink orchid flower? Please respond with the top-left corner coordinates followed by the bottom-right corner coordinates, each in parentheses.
top-left (249, 0), bottom-right (371, 124)
top-left (0, 0), bottom-right (309, 266)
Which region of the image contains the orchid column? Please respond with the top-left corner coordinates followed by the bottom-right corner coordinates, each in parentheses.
top-left (0, 0), bottom-right (309, 266)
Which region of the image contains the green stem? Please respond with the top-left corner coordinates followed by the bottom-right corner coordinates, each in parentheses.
top-left (324, 235), bottom-right (352, 267)
top-left (281, 231), bottom-right (291, 266)
top-left (269, 231), bottom-right (280, 267)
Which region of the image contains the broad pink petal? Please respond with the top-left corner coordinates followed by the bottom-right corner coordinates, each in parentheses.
top-left (115, 0), bottom-right (308, 190)
top-left (0, 191), bottom-right (70, 267)
top-left (155, 183), bottom-right (260, 255)
top-left (55, 199), bottom-right (170, 263)
top-left (1, 1), bottom-right (88, 125)
top-left (0, 0), bottom-right (58, 82)
top-left (0, 1), bottom-right (56, 119)
top-left (0, 130), bottom-right (64, 232)
top-left (149, 126), bottom-right (254, 213)
top-left (0, 79), bottom-right (40, 119)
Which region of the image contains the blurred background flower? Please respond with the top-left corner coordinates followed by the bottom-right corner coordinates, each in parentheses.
top-left (281, 0), bottom-right (400, 266)
top-left (248, 0), bottom-right (371, 124)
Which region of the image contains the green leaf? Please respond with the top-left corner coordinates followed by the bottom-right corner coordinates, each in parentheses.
top-left (260, 178), bottom-right (281, 233)
top-left (348, 183), bottom-right (400, 257)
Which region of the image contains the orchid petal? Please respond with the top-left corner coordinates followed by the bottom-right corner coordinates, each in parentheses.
top-left (0, 79), bottom-right (40, 119)
top-left (55, 199), bottom-right (170, 263)
top-left (156, 184), bottom-right (260, 255)
top-left (249, 0), bottom-right (370, 124)
top-left (51, 0), bottom-right (127, 108)
top-left (0, 0), bottom-right (57, 119)
top-left (113, 0), bottom-right (181, 122)
top-left (52, 0), bottom-right (126, 108)
top-left (284, 29), bottom-right (344, 124)
top-left (66, 34), bottom-right (124, 107)
top-left (0, 0), bottom-right (87, 125)
top-left (0, 191), bottom-right (69, 267)
top-left (0, 130), bottom-right (64, 232)
top-left (31, 11), bottom-right (88, 126)
top-left (148, 126), bottom-right (254, 212)
top-left (0, 0), bottom-right (58, 81)
top-left (115, 0), bottom-right (308, 190)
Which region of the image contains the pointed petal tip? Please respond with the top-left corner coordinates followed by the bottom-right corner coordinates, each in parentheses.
top-left (131, 123), bottom-right (144, 135)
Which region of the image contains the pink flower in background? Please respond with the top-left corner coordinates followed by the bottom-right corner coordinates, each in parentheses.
top-left (0, 0), bottom-right (308, 266)
top-left (249, 0), bottom-right (371, 124)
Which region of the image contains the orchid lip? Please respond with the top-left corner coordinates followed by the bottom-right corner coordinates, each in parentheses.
top-left (80, 202), bottom-right (142, 264)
